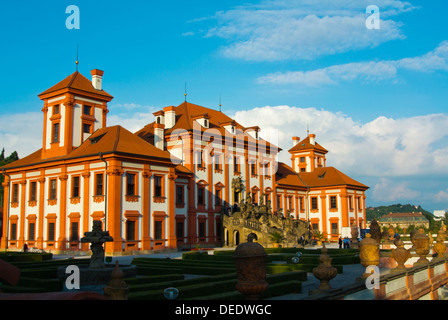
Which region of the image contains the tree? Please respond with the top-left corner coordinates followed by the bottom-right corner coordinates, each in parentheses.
top-left (0, 148), bottom-right (20, 205)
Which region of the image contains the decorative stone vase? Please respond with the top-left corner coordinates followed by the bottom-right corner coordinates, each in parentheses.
top-left (234, 236), bottom-right (269, 300)
top-left (359, 233), bottom-right (379, 278)
top-left (391, 238), bottom-right (411, 271)
top-left (433, 229), bottom-right (447, 259)
top-left (369, 219), bottom-right (382, 244)
top-left (412, 229), bottom-right (430, 265)
top-left (312, 244), bottom-right (337, 291)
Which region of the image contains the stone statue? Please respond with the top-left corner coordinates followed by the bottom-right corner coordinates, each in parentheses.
top-left (81, 221), bottom-right (113, 269)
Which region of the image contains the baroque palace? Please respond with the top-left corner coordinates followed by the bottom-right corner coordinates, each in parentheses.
top-left (0, 69), bottom-right (368, 254)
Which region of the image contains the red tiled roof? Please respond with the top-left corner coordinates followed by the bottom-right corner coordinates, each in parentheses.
top-left (38, 71), bottom-right (113, 99)
top-left (1, 126), bottom-right (180, 170)
top-left (136, 101), bottom-right (281, 152)
top-left (275, 162), bottom-right (307, 189)
top-left (288, 136), bottom-right (328, 154)
top-left (381, 212), bottom-right (425, 218)
top-left (299, 167), bottom-right (369, 189)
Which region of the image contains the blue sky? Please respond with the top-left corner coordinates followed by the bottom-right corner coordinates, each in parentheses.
top-left (1, 0), bottom-right (448, 213)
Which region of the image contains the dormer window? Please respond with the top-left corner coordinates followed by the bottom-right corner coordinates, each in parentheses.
top-left (192, 113), bottom-right (210, 128)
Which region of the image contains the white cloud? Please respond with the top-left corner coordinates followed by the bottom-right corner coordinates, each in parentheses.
top-left (435, 188), bottom-right (448, 203)
top-left (0, 112), bottom-right (42, 159)
top-left (203, 0), bottom-right (414, 61)
top-left (258, 41), bottom-right (448, 86)
top-left (232, 105), bottom-right (448, 177)
top-left (107, 103), bottom-right (157, 133)
top-left (372, 178), bottom-right (421, 202)
top-left (258, 61), bottom-right (397, 86)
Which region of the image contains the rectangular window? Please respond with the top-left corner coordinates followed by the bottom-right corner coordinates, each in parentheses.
top-left (53, 104), bottom-right (60, 115)
top-left (358, 197), bottom-right (362, 210)
top-left (83, 105), bottom-right (92, 115)
top-left (312, 223), bottom-right (319, 232)
top-left (300, 157), bottom-right (306, 163)
top-left (197, 151), bottom-right (204, 168)
top-left (154, 175), bottom-right (163, 198)
top-left (12, 184), bottom-right (19, 203)
top-left (30, 181), bottom-right (37, 202)
top-left (10, 223), bottom-right (17, 241)
top-left (154, 221), bottom-right (163, 240)
top-left (215, 189), bottom-right (221, 206)
top-left (277, 195), bottom-right (282, 209)
top-left (70, 222), bottom-right (79, 241)
top-left (28, 223), bottom-right (35, 241)
top-left (95, 174), bottom-right (104, 196)
top-left (176, 222), bottom-right (184, 239)
top-left (263, 163), bottom-right (270, 176)
top-left (199, 222), bottom-right (206, 238)
top-left (83, 123), bottom-right (92, 134)
top-left (52, 123), bottom-right (60, 143)
top-left (330, 196), bottom-right (337, 209)
top-left (176, 186), bottom-right (184, 205)
top-left (72, 176), bottom-right (80, 198)
top-left (214, 154), bottom-right (221, 171)
top-left (252, 192), bottom-right (257, 204)
top-left (251, 162), bottom-right (257, 176)
top-left (311, 197), bottom-right (318, 210)
top-left (126, 173), bottom-right (136, 196)
top-left (349, 196), bottom-right (353, 210)
top-left (299, 197), bottom-right (304, 211)
top-left (331, 223), bottom-right (338, 235)
top-left (126, 220), bottom-right (136, 241)
top-left (197, 187), bottom-right (205, 205)
top-left (288, 196), bottom-right (293, 210)
top-left (48, 222), bottom-right (55, 241)
top-left (234, 157), bottom-right (240, 173)
top-left (49, 179), bottom-right (57, 200)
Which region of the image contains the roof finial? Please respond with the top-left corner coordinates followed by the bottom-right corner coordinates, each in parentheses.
top-left (307, 121), bottom-right (310, 136)
top-left (184, 82), bottom-right (187, 102)
top-left (219, 94), bottom-right (222, 112)
top-left (75, 45), bottom-right (79, 72)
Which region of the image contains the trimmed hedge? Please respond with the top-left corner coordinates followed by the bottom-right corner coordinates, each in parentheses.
top-left (124, 274), bottom-right (185, 286)
top-left (128, 271), bottom-right (306, 300)
top-left (0, 252), bottom-right (53, 263)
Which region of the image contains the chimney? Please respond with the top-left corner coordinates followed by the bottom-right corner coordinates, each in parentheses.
top-left (91, 69), bottom-right (104, 90)
top-left (309, 134), bottom-right (316, 146)
top-left (154, 123), bottom-right (165, 150)
top-left (292, 137), bottom-right (300, 147)
top-left (163, 106), bottom-right (176, 129)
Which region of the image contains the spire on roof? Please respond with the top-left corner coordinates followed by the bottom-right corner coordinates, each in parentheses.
top-left (75, 45), bottom-right (79, 72)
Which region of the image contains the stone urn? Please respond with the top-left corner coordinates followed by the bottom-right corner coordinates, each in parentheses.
top-left (412, 229), bottom-right (430, 265)
top-left (312, 244), bottom-right (338, 291)
top-left (234, 235), bottom-right (269, 300)
top-left (369, 219), bottom-right (382, 244)
top-left (433, 230), bottom-right (447, 259)
top-left (391, 238), bottom-right (411, 271)
top-left (359, 233), bottom-right (379, 278)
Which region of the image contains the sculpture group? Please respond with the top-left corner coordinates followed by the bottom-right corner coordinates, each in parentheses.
top-left (222, 188), bottom-right (311, 248)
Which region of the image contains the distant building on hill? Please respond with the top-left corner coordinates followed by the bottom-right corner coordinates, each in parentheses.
top-left (378, 212), bottom-right (429, 230)
top-left (433, 210), bottom-right (446, 221)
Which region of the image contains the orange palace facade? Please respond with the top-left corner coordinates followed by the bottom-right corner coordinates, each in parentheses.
top-left (1, 69), bottom-right (369, 254)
